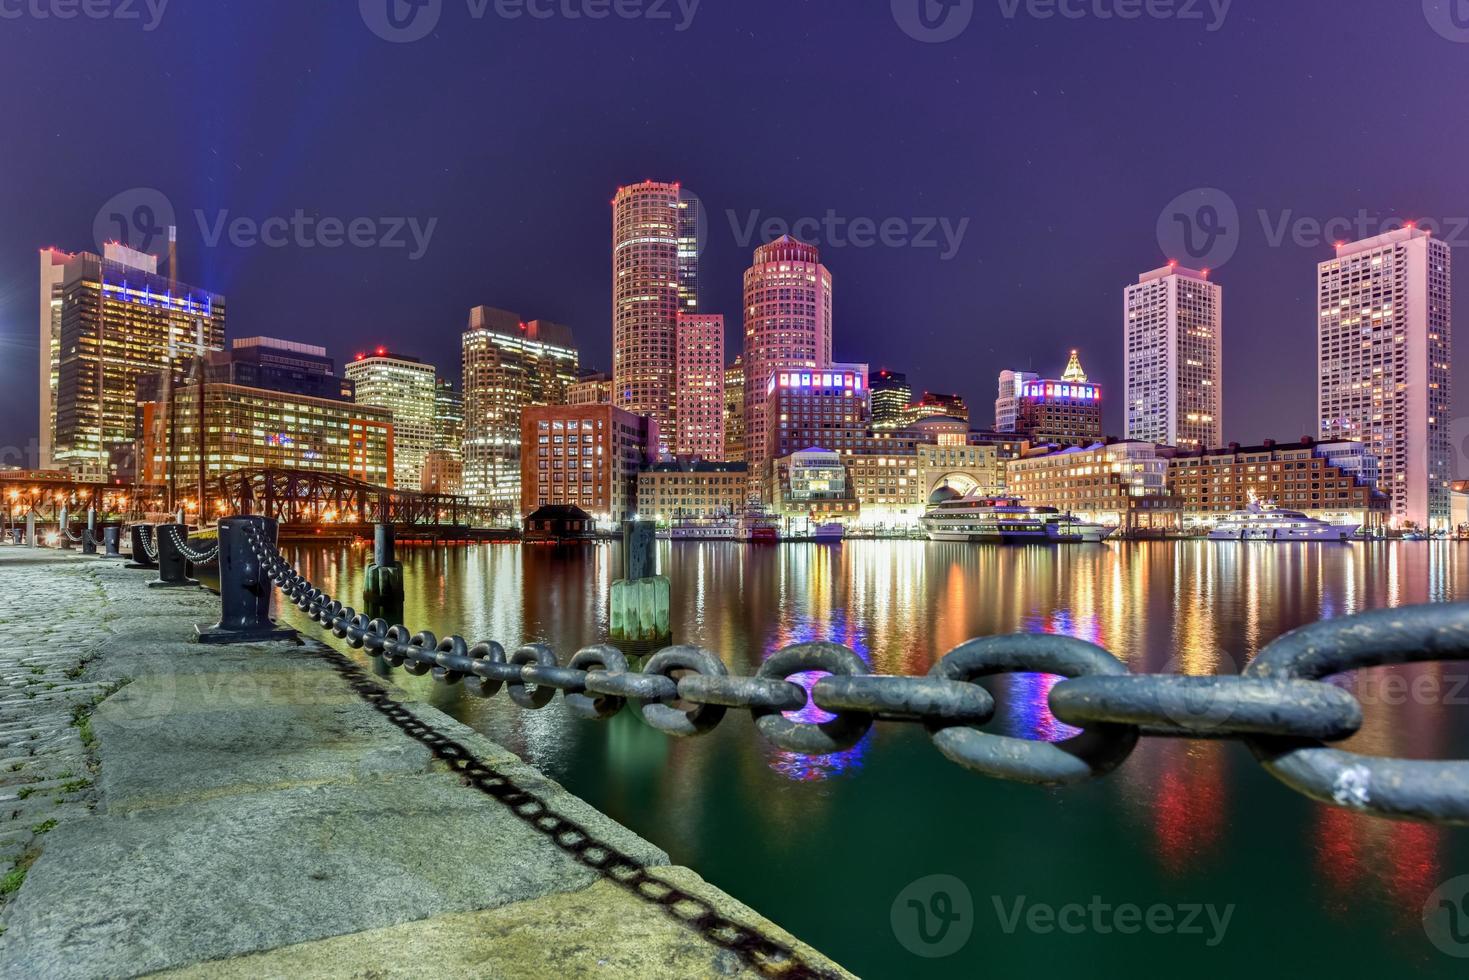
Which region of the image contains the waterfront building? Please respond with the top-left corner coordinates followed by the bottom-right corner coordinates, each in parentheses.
top-left (761, 364), bottom-right (871, 483)
top-left (765, 449), bottom-right (860, 521)
top-left (345, 350), bottom-right (437, 491)
top-left (520, 404), bottom-right (658, 526)
top-left (848, 441), bottom-right (1007, 527)
top-left (1165, 438), bottom-right (1390, 531)
top-left (433, 379), bottom-right (464, 456)
top-left (871, 370), bottom-right (913, 429)
top-left (1014, 351), bottom-right (1104, 448)
top-left (139, 382), bottom-right (394, 498)
top-left (1317, 227), bottom-right (1452, 530)
top-left (995, 369), bottom-right (1039, 433)
top-left (675, 314), bottom-right (725, 459)
top-left (613, 180), bottom-right (697, 455)
top-left (1125, 263), bottom-right (1222, 449)
top-left (420, 449), bottom-right (463, 495)
top-left (41, 244), bottom-right (226, 482)
top-left (637, 460), bottom-right (748, 522)
top-left (1006, 442), bottom-right (1171, 526)
top-left (568, 370), bottom-right (613, 406)
top-left (723, 357), bottom-right (746, 463)
top-left (461, 307), bottom-right (579, 519)
top-left (743, 237), bottom-right (833, 489)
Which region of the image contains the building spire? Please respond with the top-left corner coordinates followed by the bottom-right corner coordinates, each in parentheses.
top-left (1062, 349), bottom-right (1088, 383)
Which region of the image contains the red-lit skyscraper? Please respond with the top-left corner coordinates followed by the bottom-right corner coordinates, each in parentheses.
top-left (675, 313), bottom-right (725, 459)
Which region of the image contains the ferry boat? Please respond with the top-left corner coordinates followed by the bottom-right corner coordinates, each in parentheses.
top-left (1208, 499), bottom-right (1359, 542)
top-left (920, 494), bottom-right (1113, 544)
top-left (739, 507), bottom-right (781, 544)
top-left (659, 516), bottom-right (741, 541)
top-left (812, 522), bottom-right (845, 543)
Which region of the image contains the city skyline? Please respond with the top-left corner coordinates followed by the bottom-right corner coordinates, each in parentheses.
top-left (3, 2), bottom-right (1468, 462)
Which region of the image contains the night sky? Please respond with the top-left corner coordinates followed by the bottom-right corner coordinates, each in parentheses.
top-left (2, 0), bottom-right (1468, 465)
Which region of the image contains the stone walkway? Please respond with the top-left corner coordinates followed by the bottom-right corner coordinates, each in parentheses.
top-left (0, 546), bottom-right (849, 979)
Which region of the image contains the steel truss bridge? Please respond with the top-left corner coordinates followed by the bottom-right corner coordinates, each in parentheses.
top-left (215, 468), bottom-right (502, 534)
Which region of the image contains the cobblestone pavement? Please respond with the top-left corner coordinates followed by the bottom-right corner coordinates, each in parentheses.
top-left (0, 548), bottom-right (114, 925)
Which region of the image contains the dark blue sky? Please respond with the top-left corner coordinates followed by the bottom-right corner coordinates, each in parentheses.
top-left (3, 0), bottom-right (1468, 462)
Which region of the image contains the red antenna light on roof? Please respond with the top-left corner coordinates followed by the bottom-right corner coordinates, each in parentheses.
top-left (375, 346), bottom-right (387, 356)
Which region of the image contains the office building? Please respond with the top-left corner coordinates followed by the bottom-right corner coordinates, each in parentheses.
top-left (345, 349), bottom-right (437, 490)
top-left (675, 313), bottom-right (725, 458)
top-left (613, 180), bottom-right (697, 455)
top-left (1006, 442), bottom-right (1172, 526)
top-left (995, 369), bottom-right (1040, 433)
top-left (1166, 438), bottom-right (1389, 531)
top-left (42, 244), bottom-right (226, 481)
top-left (762, 364), bottom-right (871, 477)
top-left (1318, 227), bottom-right (1452, 529)
top-left (420, 449), bottom-right (463, 495)
top-left (433, 379), bottom-right (463, 456)
top-left (461, 307), bottom-right (579, 518)
top-left (724, 357), bottom-right (746, 463)
top-left (569, 370), bottom-right (613, 406)
top-left (871, 370), bottom-right (912, 429)
top-left (521, 404), bottom-right (657, 525)
top-left (210, 338), bottom-right (351, 401)
top-left (1125, 263), bottom-right (1222, 449)
top-left (637, 460), bottom-right (748, 521)
top-left (766, 449), bottom-right (860, 521)
top-left (743, 237), bottom-right (833, 488)
top-left (848, 442), bottom-right (1007, 528)
top-left (908, 391), bottom-right (969, 426)
top-left (1013, 351), bottom-right (1104, 448)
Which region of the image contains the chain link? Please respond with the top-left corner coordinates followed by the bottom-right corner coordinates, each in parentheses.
top-left (239, 525), bottom-right (1469, 826)
top-left (166, 525), bottom-right (221, 565)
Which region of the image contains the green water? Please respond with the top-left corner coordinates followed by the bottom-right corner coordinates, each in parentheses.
top-left (275, 540), bottom-right (1469, 978)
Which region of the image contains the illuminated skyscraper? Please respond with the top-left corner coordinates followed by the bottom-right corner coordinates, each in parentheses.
top-left (1013, 351), bottom-right (1104, 448)
top-left (42, 243), bottom-right (225, 482)
top-left (870, 370), bottom-right (912, 430)
top-left (994, 369), bottom-right (1039, 433)
top-left (612, 180), bottom-right (699, 456)
top-left (461, 306), bottom-right (579, 518)
top-left (1124, 263), bottom-right (1222, 449)
top-left (724, 357), bottom-right (746, 464)
top-left (433, 378), bottom-right (464, 456)
top-left (742, 236), bottom-right (833, 487)
top-left (674, 313), bottom-right (724, 458)
top-left (345, 349), bottom-right (438, 490)
top-left (1318, 227), bottom-right (1452, 529)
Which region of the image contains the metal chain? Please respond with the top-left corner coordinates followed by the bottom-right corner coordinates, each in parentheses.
top-left (166, 525), bottom-right (220, 565)
top-left (242, 526), bottom-right (1469, 826)
top-left (138, 526), bottom-right (158, 561)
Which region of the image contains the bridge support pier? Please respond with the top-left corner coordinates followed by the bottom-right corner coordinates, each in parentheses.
top-left (364, 523), bottom-right (405, 610)
top-left (148, 524), bottom-right (198, 589)
top-left (126, 525), bottom-right (157, 570)
top-left (197, 517), bottom-right (299, 644)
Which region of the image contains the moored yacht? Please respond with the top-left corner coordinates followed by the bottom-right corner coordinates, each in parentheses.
top-left (921, 492), bottom-right (1113, 544)
top-left (1208, 498), bottom-right (1359, 542)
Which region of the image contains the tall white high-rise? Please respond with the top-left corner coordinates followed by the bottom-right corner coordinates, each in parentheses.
top-left (1124, 263), bottom-right (1222, 449)
top-left (1318, 227), bottom-right (1452, 530)
top-left (994, 369), bottom-right (1039, 433)
top-left (345, 350), bottom-right (438, 490)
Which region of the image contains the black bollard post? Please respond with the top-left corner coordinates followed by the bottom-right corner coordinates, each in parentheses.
top-left (125, 525), bottom-right (158, 570)
top-left (148, 523), bottom-right (197, 589)
top-left (57, 507), bottom-right (72, 551)
top-left (103, 526), bottom-right (122, 558)
top-left (197, 517), bottom-right (299, 644)
top-left (363, 523), bottom-right (405, 608)
top-left (82, 508), bottom-right (97, 555)
top-left (25, 514), bottom-right (36, 549)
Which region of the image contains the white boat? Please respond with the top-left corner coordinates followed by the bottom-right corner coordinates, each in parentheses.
top-left (812, 522), bottom-right (845, 543)
top-left (1208, 499), bottom-right (1359, 542)
top-left (921, 494), bottom-right (1113, 544)
top-left (659, 516), bottom-right (741, 540)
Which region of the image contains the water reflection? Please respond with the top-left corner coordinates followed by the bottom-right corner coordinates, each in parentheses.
top-left (277, 539), bottom-right (1469, 978)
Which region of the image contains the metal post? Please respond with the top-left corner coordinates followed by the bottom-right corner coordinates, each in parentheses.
top-left (364, 522), bottom-right (404, 608)
top-left (103, 526), bottom-right (122, 558)
top-left (25, 513), bottom-right (36, 548)
top-left (57, 506), bottom-right (72, 551)
top-left (197, 517), bottom-right (299, 644)
top-left (82, 508), bottom-right (97, 555)
top-left (148, 523), bottom-right (197, 589)
top-left (126, 525), bottom-right (158, 569)
top-left (623, 520), bottom-right (656, 580)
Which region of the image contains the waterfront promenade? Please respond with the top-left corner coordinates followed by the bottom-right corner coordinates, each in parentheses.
top-left (0, 547), bottom-right (846, 978)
